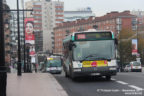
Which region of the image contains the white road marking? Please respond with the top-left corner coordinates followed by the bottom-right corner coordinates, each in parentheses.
top-left (128, 85), bottom-right (144, 91)
top-left (111, 78), bottom-right (116, 80)
top-left (116, 81), bottom-right (128, 85)
top-left (113, 77), bottom-right (144, 91)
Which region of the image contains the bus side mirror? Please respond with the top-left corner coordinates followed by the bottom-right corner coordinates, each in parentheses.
top-left (69, 44), bottom-right (72, 50)
top-left (115, 38), bottom-right (118, 45)
top-left (69, 43), bottom-right (76, 50)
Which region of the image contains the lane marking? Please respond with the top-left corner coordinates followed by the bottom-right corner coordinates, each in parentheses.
top-left (128, 85), bottom-right (144, 91)
top-left (116, 81), bottom-right (128, 85)
top-left (111, 78), bottom-right (116, 81)
top-left (113, 78), bottom-right (144, 91)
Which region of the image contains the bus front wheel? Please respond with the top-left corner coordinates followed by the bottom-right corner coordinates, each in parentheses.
top-left (105, 76), bottom-right (111, 81)
top-left (69, 67), bottom-right (76, 80)
top-left (65, 71), bottom-right (69, 77)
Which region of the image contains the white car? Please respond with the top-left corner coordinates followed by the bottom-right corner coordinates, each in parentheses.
top-left (129, 61), bottom-right (142, 72)
top-left (124, 64), bottom-right (131, 72)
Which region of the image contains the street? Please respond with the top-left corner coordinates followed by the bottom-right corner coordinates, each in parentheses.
top-left (54, 72), bottom-right (144, 96)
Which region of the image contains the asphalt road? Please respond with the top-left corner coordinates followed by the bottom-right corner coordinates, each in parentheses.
top-left (54, 72), bottom-right (144, 96)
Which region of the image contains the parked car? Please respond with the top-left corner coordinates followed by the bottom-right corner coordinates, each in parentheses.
top-left (130, 61), bottom-right (142, 72)
top-left (124, 61), bottom-right (142, 72)
top-left (124, 64), bottom-right (131, 72)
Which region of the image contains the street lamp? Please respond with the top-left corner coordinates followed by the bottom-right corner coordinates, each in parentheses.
top-left (0, 0), bottom-right (7, 95)
top-left (22, 0), bottom-right (26, 72)
top-left (17, 0), bottom-right (22, 76)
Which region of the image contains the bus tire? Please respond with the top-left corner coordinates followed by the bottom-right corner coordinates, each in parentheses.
top-left (139, 69), bottom-right (142, 72)
top-left (105, 76), bottom-right (111, 81)
top-left (69, 67), bottom-right (76, 80)
top-left (65, 71), bottom-right (69, 77)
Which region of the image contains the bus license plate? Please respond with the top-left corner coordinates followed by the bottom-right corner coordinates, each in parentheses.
top-left (82, 60), bottom-right (108, 67)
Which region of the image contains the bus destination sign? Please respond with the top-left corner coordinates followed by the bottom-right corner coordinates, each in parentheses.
top-left (75, 32), bottom-right (112, 41)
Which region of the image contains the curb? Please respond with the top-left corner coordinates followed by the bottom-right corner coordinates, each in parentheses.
top-left (49, 74), bottom-right (68, 96)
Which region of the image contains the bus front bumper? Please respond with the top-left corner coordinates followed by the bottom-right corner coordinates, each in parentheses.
top-left (49, 70), bottom-right (62, 74)
top-left (72, 66), bottom-right (117, 76)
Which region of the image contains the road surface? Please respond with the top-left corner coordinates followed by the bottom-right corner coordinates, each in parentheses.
top-left (54, 72), bottom-right (144, 96)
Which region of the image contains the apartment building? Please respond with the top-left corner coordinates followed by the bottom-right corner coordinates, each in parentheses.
top-left (25, 0), bottom-right (43, 52)
top-left (53, 11), bottom-right (137, 54)
top-left (131, 10), bottom-right (144, 31)
top-left (64, 7), bottom-right (95, 22)
top-left (25, 0), bottom-right (64, 53)
top-left (42, 0), bottom-right (64, 52)
top-left (3, 3), bottom-right (11, 67)
top-left (10, 11), bottom-right (25, 58)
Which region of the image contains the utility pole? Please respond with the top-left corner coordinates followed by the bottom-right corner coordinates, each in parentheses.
top-left (0, 0), bottom-right (7, 95)
top-left (17, 0), bottom-right (22, 76)
top-left (22, 0), bottom-right (26, 72)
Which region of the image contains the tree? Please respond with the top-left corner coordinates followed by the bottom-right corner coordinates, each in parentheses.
top-left (137, 32), bottom-right (144, 65)
top-left (118, 28), bottom-right (135, 69)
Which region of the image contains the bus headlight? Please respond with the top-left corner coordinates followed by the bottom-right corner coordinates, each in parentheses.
top-left (73, 61), bottom-right (82, 68)
top-left (108, 60), bottom-right (117, 66)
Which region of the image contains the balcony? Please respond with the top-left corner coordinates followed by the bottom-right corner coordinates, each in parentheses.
top-left (51, 32), bottom-right (54, 35)
top-left (51, 37), bottom-right (54, 39)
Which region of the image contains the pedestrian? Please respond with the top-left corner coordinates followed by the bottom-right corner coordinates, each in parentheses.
top-left (33, 63), bottom-right (37, 73)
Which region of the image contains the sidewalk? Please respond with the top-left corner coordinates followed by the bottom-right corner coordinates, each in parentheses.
top-left (7, 73), bottom-right (68, 96)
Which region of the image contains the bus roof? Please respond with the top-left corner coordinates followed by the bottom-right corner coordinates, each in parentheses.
top-left (63, 29), bottom-right (114, 43)
top-left (71, 29), bottom-right (114, 36)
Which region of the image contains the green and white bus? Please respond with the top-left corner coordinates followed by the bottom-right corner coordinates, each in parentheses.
top-left (41, 56), bottom-right (62, 74)
top-left (63, 29), bottom-right (118, 80)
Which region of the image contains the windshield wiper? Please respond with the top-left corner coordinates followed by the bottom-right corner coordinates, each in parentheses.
top-left (80, 54), bottom-right (98, 62)
top-left (80, 55), bottom-right (111, 62)
top-left (93, 57), bottom-right (111, 61)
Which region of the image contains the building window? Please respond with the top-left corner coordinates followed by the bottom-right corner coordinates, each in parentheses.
top-left (132, 26), bottom-right (137, 31)
top-left (116, 25), bottom-right (121, 31)
top-left (116, 18), bottom-right (122, 25)
top-left (132, 18), bottom-right (137, 25)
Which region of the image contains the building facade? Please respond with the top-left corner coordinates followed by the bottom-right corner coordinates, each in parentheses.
top-left (54, 11), bottom-right (137, 54)
top-left (3, 3), bottom-right (11, 68)
top-left (131, 10), bottom-right (144, 31)
top-left (42, 0), bottom-right (64, 52)
top-left (25, 0), bottom-right (43, 52)
top-left (64, 7), bottom-right (95, 22)
top-left (25, 0), bottom-right (64, 53)
top-left (10, 11), bottom-right (25, 59)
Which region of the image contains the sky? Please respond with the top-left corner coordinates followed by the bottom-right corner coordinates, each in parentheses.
top-left (7, 0), bottom-right (144, 16)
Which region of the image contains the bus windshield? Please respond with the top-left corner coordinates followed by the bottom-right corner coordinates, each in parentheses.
top-left (47, 60), bottom-right (61, 67)
top-left (73, 40), bottom-right (115, 61)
